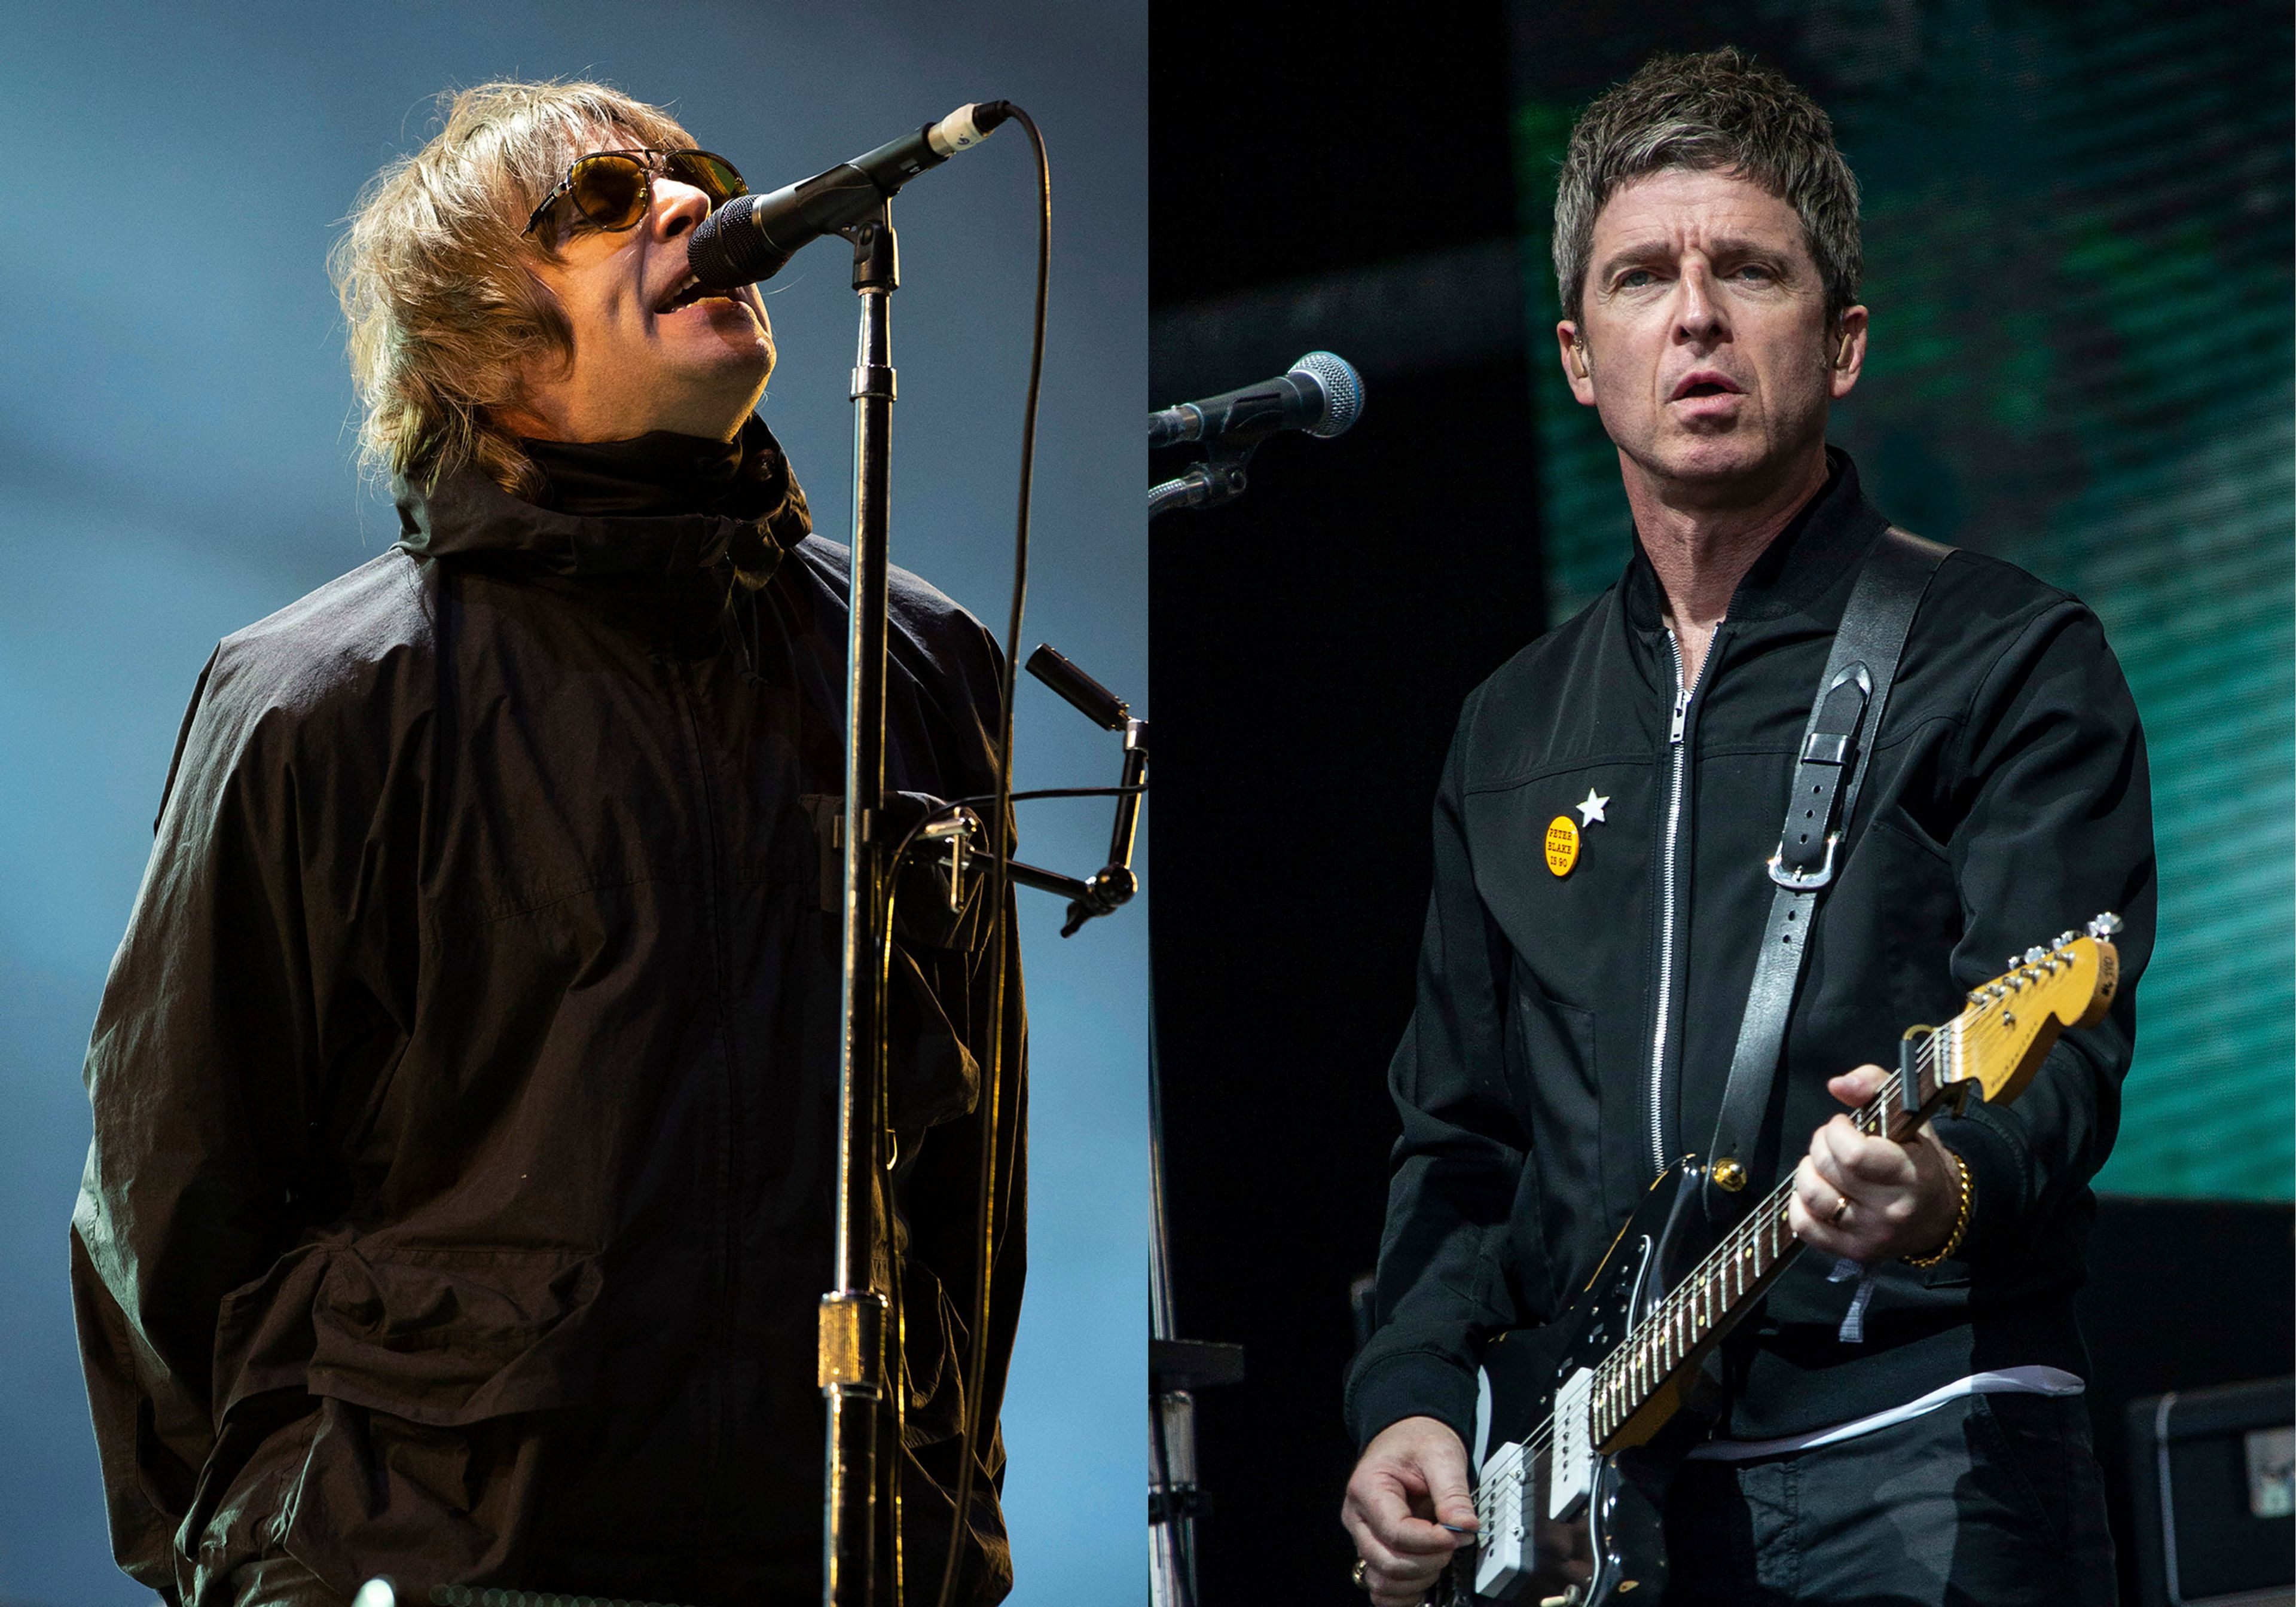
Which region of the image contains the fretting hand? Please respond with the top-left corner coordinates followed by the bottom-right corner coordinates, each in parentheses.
top-left (1787, 1064), bottom-right (1961, 1263)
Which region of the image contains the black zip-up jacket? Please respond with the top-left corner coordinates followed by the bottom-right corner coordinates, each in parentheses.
top-left (1346, 451), bottom-right (2154, 1451)
top-left (71, 436), bottom-right (1024, 1605)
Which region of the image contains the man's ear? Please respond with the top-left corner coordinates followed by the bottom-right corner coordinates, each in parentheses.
top-left (1556, 322), bottom-right (1596, 405)
top-left (1827, 304), bottom-right (1869, 399)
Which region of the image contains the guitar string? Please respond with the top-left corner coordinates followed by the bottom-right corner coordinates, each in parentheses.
top-left (1474, 957), bottom-right (2075, 1533)
top-left (1474, 1049), bottom-right (1938, 1527)
top-left (1476, 1003), bottom-right (1981, 1504)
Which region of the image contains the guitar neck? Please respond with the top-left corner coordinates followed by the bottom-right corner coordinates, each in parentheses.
top-left (1586, 1044), bottom-right (1956, 1451)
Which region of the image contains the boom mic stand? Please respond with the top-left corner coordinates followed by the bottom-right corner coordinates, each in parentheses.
top-left (1146, 358), bottom-right (1369, 1595)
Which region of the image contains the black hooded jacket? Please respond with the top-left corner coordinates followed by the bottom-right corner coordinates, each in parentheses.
top-left (1345, 451), bottom-right (2155, 1453)
top-left (71, 423), bottom-right (1025, 1605)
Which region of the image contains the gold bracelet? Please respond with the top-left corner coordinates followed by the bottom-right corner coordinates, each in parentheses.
top-left (1903, 1150), bottom-right (1972, 1268)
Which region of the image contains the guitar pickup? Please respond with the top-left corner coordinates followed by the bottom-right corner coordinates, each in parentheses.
top-left (1547, 1367), bottom-right (1596, 1521)
top-left (1473, 1438), bottom-right (1531, 1600)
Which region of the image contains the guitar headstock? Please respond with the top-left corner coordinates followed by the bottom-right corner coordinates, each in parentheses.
top-left (1941, 914), bottom-right (2121, 1107)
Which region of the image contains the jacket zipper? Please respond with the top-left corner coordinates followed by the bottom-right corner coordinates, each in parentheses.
top-left (1647, 630), bottom-right (1712, 1178)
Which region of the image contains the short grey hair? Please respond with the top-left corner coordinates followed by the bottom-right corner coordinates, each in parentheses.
top-left (1553, 47), bottom-right (1861, 332)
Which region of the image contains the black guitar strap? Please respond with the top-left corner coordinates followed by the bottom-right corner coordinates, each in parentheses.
top-left (1701, 527), bottom-right (1952, 1220)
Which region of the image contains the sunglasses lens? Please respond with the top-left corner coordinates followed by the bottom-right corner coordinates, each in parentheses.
top-left (567, 154), bottom-right (651, 229)
top-left (668, 151), bottom-right (747, 206)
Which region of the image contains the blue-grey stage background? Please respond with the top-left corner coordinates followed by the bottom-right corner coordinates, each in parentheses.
top-left (0, 4), bottom-right (1145, 1602)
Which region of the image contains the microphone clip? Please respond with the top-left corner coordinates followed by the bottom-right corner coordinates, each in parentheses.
top-left (1149, 444), bottom-right (1255, 520)
top-left (839, 204), bottom-right (899, 295)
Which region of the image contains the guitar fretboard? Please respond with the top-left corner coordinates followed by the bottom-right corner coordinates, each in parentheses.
top-left (1475, 928), bottom-right (2110, 1607)
top-left (1583, 1038), bottom-right (1949, 1446)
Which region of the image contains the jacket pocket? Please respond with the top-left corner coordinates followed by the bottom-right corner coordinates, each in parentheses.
top-left (200, 1243), bottom-right (606, 1597)
top-left (1506, 976), bottom-right (1600, 1107)
top-left (1506, 976), bottom-right (1610, 1282)
top-left (303, 1245), bottom-right (604, 1425)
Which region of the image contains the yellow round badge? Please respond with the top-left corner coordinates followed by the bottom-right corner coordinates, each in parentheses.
top-left (1544, 815), bottom-right (1580, 877)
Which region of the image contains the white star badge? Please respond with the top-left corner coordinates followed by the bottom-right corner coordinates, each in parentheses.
top-left (1576, 788), bottom-right (1610, 827)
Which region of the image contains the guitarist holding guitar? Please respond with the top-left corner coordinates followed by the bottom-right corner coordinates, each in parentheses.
top-left (1341, 48), bottom-right (2153, 1607)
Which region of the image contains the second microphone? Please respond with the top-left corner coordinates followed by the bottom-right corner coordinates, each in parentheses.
top-left (1148, 352), bottom-right (1364, 451)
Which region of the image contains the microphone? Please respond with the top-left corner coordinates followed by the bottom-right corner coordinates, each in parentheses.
top-left (688, 102), bottom-right (1010, 289)
top-left (1147, 352), bottom-right (1364, 450)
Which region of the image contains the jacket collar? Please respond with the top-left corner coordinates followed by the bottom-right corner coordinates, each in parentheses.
top-left (393, 415), bottom-right (810, 584)
top-left (1620, 446), bottom-right (1889, 633)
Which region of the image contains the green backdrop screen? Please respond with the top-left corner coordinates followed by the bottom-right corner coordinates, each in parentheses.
top-left (1508, 2), bottom-right (2293, 1198)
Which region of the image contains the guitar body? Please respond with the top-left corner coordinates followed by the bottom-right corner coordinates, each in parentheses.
top-left (1427, 921), bottom-right (2121, 1606)
top-left (1458, 1159), bottom-right (1724, 1604)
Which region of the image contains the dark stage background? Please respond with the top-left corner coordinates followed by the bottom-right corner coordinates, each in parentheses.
top-left (1150, 6), bottom-right (1543, 1597)
top-left (1150, 3), bottom-right (2294, 1602)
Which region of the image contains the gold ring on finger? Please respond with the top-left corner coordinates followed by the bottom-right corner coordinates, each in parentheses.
top-left (1830, 1194), bottom-right (1852, 1227)
top-left (1352, 1557), bottom-right (1371, 1591)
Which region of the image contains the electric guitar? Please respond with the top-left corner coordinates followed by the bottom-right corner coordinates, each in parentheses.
top-left (1448, 915), bottom-right (2124, 1605)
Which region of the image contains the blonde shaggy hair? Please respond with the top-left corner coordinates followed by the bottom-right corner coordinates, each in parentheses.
top-left (332, 80), bottom-right (694, 495)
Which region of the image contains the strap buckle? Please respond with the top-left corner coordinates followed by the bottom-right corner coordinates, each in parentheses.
top-left (1766, 833), bottom-right (1841, 890)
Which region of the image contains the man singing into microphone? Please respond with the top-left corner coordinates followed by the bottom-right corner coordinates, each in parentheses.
top-left (71, 80), bottom-right (1023, 1606)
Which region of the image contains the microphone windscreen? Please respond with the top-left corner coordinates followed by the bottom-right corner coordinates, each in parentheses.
top-left (689, 196), bottom-right (778, 290)
top-left (1290, 351), bottom-right (1364, 438)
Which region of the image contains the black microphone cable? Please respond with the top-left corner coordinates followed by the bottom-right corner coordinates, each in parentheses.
top-left (936, 99), bottom-right (1046, 1607)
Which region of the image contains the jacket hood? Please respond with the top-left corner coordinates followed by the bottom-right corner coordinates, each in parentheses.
top-left (393, 414), bottom-right (812, 585)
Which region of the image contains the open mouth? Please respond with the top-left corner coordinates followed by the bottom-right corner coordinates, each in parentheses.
top-left (655, 273), bottom-right (735, 314)
top-left (1672, 372), bottom-right (1743, 401)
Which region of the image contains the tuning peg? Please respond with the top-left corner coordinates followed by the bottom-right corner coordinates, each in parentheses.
top-left (2055, 930), bottom-right (2079, 948)
top-left (2023, 946), bottom-right (2045, 964)
top-left (2086, 912), bottom-right (2123, 938)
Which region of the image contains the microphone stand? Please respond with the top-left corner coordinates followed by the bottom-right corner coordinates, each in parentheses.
top-left (1148, 1037), bottom-right (1245, 1607)
top-left (825, 198), bottom-right (900, 1607)
top-left (817, 202), bottom-right (1138, 1603)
